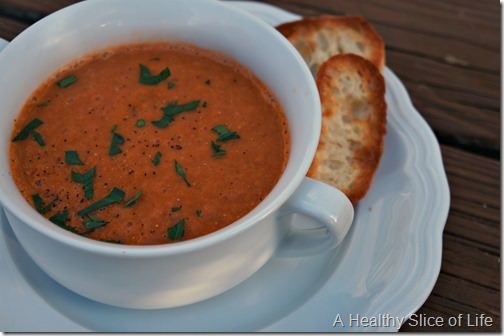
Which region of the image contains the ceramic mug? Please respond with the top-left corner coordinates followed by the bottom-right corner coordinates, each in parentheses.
top-left (0, 0), bottom-right (353, 309)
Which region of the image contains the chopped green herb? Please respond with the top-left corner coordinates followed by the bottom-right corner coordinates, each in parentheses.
top-left (212, 124), bottom-right (240, 142)
top-left (152, 100), bottom-right (200, 128)
top-left (65, 150), bottom-right (84, 165)
top-left (171, 206), bottom-right (182, 212)
top-left (174, 160), bottom-right (191, 187)
top-left (49, 209), bottom-right (77, 233)
top-left (31, 131), bottom-right (45, 147)
top-left (12, 118), bottom-right (43, 142)
top-left (139, 64), bottom-right (170, 85)
top-left (211, 141), bottom-right (226, 157)
top-left (135, 119), bottom-right (146, 128)
top-left (71, 167), bottom-right (96, 200)
top-left (49, 209), bottom-right (68, 226)
top-left (205, 79), bottom-right (212, 85)
top-left (195, 209), bottom-right (202, 217)
top-left (167, 81), bottom-right (176, 89)
top-left (151, 151), bottom-right (162, 166)
top-left (83, 214), bottom-right (108, 231)
top-left (71, 167), bottom-right (96, 183)
top-left (164, 100), bottom-right (200, 114)
top-left (167, 219), bottom-right (185, 240)
top-left (57, 75), bottom-right (77, 88)
top-left (109, 125), bottom-right (125, 156)
top-left (37, 100), bottom-right (49, 108)
top-left (77, 187), bottom-right (125, 217)
top-left (124, 191), bottom-right (142, 208)
top-left (32, 194), bottom-right (55, 214)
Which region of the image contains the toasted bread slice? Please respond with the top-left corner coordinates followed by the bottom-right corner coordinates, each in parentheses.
top-left (277, 16), bottom-right (385, 75)
top-left (308, 54), bottom-right (387, 203)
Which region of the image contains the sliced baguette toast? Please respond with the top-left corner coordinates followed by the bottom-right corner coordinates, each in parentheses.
top-left (276, 16), bottom-right (385, 75)
top-left (308, 54), bottom-right (387, 203)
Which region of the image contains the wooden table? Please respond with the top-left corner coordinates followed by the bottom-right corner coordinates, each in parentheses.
top-left (0, 0), bottom-right (500, 332)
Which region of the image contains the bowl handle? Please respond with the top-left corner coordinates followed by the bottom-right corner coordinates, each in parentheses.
top-left (276, 177), bottom-right (354, 257)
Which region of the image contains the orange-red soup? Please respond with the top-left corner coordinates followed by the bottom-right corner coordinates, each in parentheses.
top-left (10, 43), bottom-right (290, 245)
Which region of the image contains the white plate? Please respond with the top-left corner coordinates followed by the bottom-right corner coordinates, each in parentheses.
top-left (0, 2), bottom-right (449, 332)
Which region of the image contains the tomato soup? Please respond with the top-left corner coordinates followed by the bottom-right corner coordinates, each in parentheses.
top-left (9, 43), bottom-right (290, 245)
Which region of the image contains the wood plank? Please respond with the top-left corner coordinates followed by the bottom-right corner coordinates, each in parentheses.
top-left (257, 0), bottom-right (340, 17)
top-left (388, 50), bottom-right (499, 102)
top-left (0, 0), bottom-right (79, 17)
top-left (400, 78), bottom-right (499, 150)
top-left (428, 273), bottom-right (499, 316)
top-left (442, 146), bottom-right (500, 219)
top-left (262, 0), bottom-right (500, 49)
top-left (375, 24), bottom-right (499, 73)
top-left (444, 216), bottom-right (499, 253)
top-left (441, 145), bottom-right (500, 251)
top-left (441, 234), bottom-right (499, 289)
top-left (0, 16), bottom-right (29, 41)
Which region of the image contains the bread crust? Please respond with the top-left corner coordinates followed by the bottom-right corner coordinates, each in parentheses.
top-left (308, 54), bottom-right (387, 203)
top-left (277, 16), bottom-right (385, 74)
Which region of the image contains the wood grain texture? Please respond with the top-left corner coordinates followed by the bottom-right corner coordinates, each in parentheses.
top-left (0, 16), bottom-right (28, 40)
top-left (0, 0), bottom-right (78, 18)
top-left (0, 0), bottom-right (500, 332)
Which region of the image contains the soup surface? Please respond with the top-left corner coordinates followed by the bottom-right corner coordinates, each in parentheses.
top-left (10, 43), bottom-right (290, 245)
